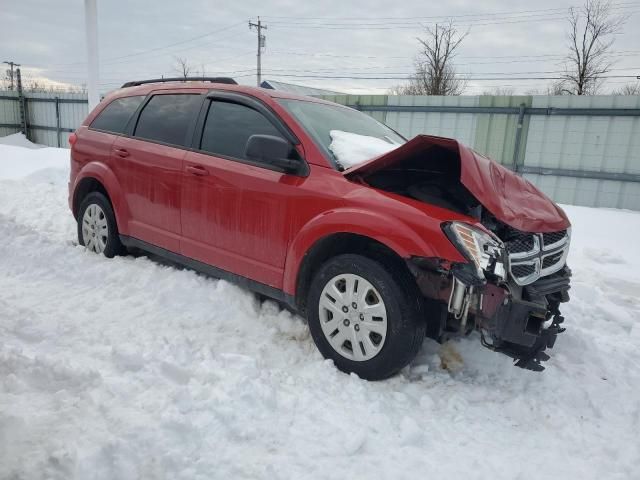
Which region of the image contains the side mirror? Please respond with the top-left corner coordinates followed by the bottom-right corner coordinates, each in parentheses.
top-left (245, 134), bottom-right (301, 173)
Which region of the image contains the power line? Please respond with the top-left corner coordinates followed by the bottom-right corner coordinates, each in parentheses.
top-left (261, 73), bottom-right (640, 81)
top-left (42, 21), bottom-right (247, 68)
top-left (265, 66), bottom-right (640, 75)
top-left (266, 16), bottom-right (568, 30)
top-left (99, 30), bottom-right (252, 68)
top-left (262, 4), bottom-right (639, 29)
top-left (266, 10), bottom-right (639, 30)
top-left (103, 21), bottom-right (246, 62)
top-left (16, 1), bottom-right (639, 93)
top-left (42, 65), bottom-right (640, 83)
top-left (268, 49), bottom-right (640, 60)
top-left (34, 54), bottom-right (640, 84)
top-left (37, 50), bottom-right (256, 76)
top-left (261, 2), bottom-right (639, 21)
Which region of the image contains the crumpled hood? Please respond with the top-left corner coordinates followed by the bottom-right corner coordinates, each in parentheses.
top-left (343, 135), bottom-right (570, 233)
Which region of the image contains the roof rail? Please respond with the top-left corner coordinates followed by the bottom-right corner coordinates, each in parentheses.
top-left (120, 77), bottom-right (237, 88)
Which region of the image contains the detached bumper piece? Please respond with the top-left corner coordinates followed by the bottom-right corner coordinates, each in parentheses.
top-left (476, 267), bottom-right (571, 371)
top-left (479, 294), bottom-right (567, 371)
top-left (409, 257), bottom-right (572, 371)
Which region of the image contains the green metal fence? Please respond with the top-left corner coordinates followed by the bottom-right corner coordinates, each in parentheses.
top-left (320, 94), bottom-right (640, 210)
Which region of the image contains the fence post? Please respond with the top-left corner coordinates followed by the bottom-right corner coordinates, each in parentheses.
top-left (15, 68), bottom-right (28, 139)
top-left (55, 96), bottom-right (61, 147)
top-left (512, 103), bottom-right (526, 172)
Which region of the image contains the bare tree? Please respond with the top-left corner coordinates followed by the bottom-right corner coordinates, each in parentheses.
top-left (559, 0), bottom-right (624, 95)
top-left (387, 84), bottom-right (408, 95)
top-left (546, 81), bottom-right (570, 95)
top-left (173, 56), bottom-right (192, 79)
top-left (396, 21), bottom-right (468, 95)
top-left (524, 83), bottom-right (570, 95)
top-left (612, 82), bottom-right (640, 95)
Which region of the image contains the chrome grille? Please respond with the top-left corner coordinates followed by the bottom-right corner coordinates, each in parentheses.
top-left (542, 251), bottom-right (564, 269)
top-left (512, 264), bottom-right (536, 278)
top-left (505, 228), bottom-right (570, 286)
top-left (543, 230), bottom-right (567, 248)
top-left (505, 233), bottom-right (534, 254)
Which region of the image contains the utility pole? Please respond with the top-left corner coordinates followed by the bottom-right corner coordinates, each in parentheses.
top-left (249, 17), bottom-right (266, 87)
top-left (84, 0), bottom-right (100, 110)
top-left (16, 68), bottom-right (27, 136)
top-left (3, 61), bottom-right (20, 90)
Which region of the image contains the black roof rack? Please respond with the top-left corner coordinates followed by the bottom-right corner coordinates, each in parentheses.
top-left (121, 77), bottom-right (237, 88)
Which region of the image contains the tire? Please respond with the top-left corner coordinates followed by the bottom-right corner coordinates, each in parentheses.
top-left (77, 191), bottom-right (123, 258)
top-left (307, 254), bottom-right (426, 380)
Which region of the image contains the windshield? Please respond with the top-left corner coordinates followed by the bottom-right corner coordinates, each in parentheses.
top-left (278, 98), bottom-right (405, 170)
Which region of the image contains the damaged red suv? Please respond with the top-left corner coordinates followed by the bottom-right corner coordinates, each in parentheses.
top-left (69, 77), bottom-right (571, 379)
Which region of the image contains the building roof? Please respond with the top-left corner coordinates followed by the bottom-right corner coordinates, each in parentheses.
top-left (260, 79), bottom-right (343, 96)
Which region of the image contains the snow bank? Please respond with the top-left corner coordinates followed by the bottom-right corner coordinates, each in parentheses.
top-left (1, 142), bottom-right (639, 479)
top-left (0, 137), bottom-right (69, 180)
top-left (0, 132), bottom-right (45, 149)
top-left (329, 130), bottom-right (399, 169)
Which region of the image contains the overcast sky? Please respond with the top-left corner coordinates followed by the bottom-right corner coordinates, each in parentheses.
top-left (2, 0), bottom-right (639, 95)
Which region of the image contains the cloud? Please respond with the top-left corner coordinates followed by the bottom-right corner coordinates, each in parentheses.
top-left (2, 0), bottom-right (638, 94)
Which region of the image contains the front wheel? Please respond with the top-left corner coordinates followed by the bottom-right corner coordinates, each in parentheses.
top-left (307, 254), bottom-right (426, 380)
top-left (77, 191), bottom-right (123, 258)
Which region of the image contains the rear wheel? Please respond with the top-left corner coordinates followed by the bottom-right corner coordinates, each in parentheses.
top-left (77, 192), bottom-right (123, 258)
top-left (307, 254), bottom-right (426, 380)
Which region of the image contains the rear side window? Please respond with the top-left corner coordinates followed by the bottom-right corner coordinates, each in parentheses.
top-left (90, 95), bottom-right (144, 134)
top-left (200, 100), bottom-right (284, 160)
top-left (134, 94), bottom-right (202, 147)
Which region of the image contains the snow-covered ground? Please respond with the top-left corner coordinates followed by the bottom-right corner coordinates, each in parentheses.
top-left (1, 137), bottom-right (639, 480)
top-left (0, 132), bottom-right (46, 149)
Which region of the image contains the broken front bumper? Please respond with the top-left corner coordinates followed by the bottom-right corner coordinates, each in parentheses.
top-left (475, 269), bottom-right (571, 370)
top-left (408, 258), bottom-right (571, 371)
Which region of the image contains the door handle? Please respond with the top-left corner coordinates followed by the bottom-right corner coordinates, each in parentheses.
top-left (114, 148), bottom-right (129, 158)
top-left (186, 165), bottom-right (209, 176)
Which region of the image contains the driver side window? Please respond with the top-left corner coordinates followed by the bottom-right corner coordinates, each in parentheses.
top-left (199, 100), bottom-right (285, 162)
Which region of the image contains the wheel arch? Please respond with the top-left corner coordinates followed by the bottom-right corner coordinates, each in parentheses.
top-left (71, 163), bottom-right (130, 234)
top-left (73, 177), bottom-right (110, 217)
top-left (283, 208), bottom-right (443, 307)
top-left (291, 232), bottom-right (417, 315)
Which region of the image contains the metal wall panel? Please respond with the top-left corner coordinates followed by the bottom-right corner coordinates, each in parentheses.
top-left (3, 90), bottom-right (640, 210)
top-left (321, 94), bottom-right (389, 124)
top-left (524, 173), bottom-right (640, 210)
top-left (0, 91), bottom-right (20, 137)
top-left (474, 96), bottom-right (531, 166)
top-left (25, 92), bottom-right (56, 146)
top-left (522, 95), bottom-right (640, 208)
top-left (0, 90), bottom-right (88, 148)
top-left (525, 95), bottom-right (640, 173)
top-left (319, 93), bottom-right (640, 210)
top-left (386, 95), bottom-right (479, 146)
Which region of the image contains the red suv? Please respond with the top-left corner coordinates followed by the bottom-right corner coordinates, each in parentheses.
top-left (69, 77), bottom-right (571, 379)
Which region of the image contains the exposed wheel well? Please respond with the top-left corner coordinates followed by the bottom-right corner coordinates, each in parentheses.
top-left (72, 177), bottom-right (110, 218)
top-left (295, 233), bottom-right (415, 314)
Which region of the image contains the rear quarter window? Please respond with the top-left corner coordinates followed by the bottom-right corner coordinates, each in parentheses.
top-left (133, 94), bottom-right (202, 147)
top-left (90, 95), bottom-right (145, 134)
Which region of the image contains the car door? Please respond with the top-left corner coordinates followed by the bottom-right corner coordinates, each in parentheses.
top-left (180, 94), bottom-right (307, 289)
top-left (112, 91), bottom-right (204, 252)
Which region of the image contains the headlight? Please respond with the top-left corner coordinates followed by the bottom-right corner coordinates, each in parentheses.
top-left (443, 222), bottom-right (505, 280)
